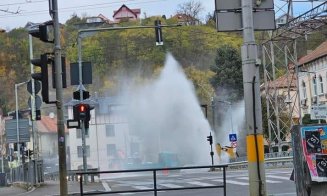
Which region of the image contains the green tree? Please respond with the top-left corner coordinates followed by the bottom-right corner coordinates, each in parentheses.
top-left (210, 45), bottom-right (243, 102)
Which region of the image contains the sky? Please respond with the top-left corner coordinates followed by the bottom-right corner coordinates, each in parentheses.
top-left (0, 0), bottom-right (321, 30)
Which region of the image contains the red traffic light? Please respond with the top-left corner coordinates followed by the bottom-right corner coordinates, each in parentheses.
top-left (79, 104), bottom-right (86, 112)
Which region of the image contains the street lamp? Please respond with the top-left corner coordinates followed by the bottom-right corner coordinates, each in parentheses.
top-left (15, 81), bottom-right (29, 165)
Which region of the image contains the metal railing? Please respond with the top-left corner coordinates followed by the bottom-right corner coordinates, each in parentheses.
top-left (77, 165), bottom-right (228, 196)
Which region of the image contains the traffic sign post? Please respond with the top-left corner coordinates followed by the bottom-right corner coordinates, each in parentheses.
top-left (229, 133), bottom-right (237, 142)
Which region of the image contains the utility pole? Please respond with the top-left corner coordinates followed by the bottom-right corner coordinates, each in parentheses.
top-left (241, 0), bottom-right (267, 195)
top-left (52, 0), bottom-right (68, 195)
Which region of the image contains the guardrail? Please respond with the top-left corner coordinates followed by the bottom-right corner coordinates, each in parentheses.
top-left (229, 156), bottom-right (293, 169)
top-left (77, 165), bottom-right (228, 196)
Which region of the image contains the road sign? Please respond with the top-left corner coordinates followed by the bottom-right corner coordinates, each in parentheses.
top-left (231, 141), bottom-right (237, 148)
top-left (229, 133), bottom-right (237, 142)
top-left (5, 119), bottom-right (30, 143)
top-left (28, 95), bottom-right (42, 109)
top-left (27, 80), bottom-right (41, 94)
top-left (310, 105), bottom-right (327, 120)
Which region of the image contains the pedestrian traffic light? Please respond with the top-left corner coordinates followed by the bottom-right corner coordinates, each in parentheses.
top-left (73, 103), bottom-right (90, 121)
top-left (207, 135), bottom-right (213, 145)
top-left (154, 19), bottom-right (163, 45)
top-left (31, 54), bottom-right (50, 103)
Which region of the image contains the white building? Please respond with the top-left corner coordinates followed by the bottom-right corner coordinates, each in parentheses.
top-left (67, 97), bottom-right (140, 171)
top-left (298, 41), bottom-right (327, 117)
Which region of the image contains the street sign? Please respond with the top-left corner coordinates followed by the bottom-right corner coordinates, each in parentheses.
top-left (27, 80), bottom-right (41, 94)
top-left (231, 141), bottom-right (238, 148)
top-left (28, 95), bottom-right (42, 109)
top-left (310, 105), bottom-right (327, 120)
top-left (5, 119), bottom-right (30, 143)
top-left (67, 119), bottom-right (80, 129)
top-left (229, 133), bottom-right (237, 142)
top-left (70, 62), bottom-right (92, 85)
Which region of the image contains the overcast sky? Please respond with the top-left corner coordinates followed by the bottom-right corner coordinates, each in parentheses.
top-left (0, 0), bottom-right (320, 30)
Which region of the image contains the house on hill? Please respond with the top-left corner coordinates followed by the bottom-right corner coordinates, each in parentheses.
top-left (172, 13), bottom-right (201, 26)
top-left (113, 4), bottom-right (141, 22)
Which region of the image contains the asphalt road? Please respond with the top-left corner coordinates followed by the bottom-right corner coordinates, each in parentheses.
top-left (0, 168), bottom-right (295, 196)
top-left (98, 168), bottom-right (296, 196)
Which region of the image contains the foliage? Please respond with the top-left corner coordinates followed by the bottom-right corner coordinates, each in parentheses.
top-left (210, 45), bottom-right (243, 102)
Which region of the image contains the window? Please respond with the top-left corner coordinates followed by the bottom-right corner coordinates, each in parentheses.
top-left (106, 125), bottom-right (115, 137)
top-left (76, 129), bottom-right (89, 139)
top-left (107, 144), bottom-right (117, 157)
top-left (313, 76), bottom-right (318, 96)
top-left (77, 145), bottom-right (90, 158)
top-left (302, 81), bottom-right (307, 99)
top-left (319, 75), bottom-right (324, 94)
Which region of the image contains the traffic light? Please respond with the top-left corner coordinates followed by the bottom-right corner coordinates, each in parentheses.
top-left (207, 135), bottom-right (213, 145)
top-left (28, 21), bottom-right (54, 43)
top-left (73, 103), bottom-right (91, 121)
top-left (31, 54), bottom-right (50, 103)
top-left (154, 20), bottom-right (163, 45)
top-left (52, 56), bottom-right (67, 88)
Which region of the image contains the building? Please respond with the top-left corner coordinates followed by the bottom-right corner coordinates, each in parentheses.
top-left (67, 97), bottom-right (141, 171)
top-left (172, 14), bottom-right (201, 26)
top-left (113, 4), bottom-right (141, 23)
top-left (298, 41), bottom-right (327, 117)
top-left (36, 113), bottom-right (70, 172)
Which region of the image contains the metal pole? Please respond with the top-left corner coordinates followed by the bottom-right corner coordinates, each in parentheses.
top-left (15, 82), bottom-right (27, 166)
top-left (229, 103), bottom-right (233, 133)
top-left (52, 0), bottom-right (68, 195)
top-left (1, 129), bottom-right (3, 173)
top-left (78, 32), bottom-right (88, 183)
top-left (29, 34), bottom-right (38, 184)
top-left (294, 40), bottom-right (302, 125)
top-left (241, 0), bottom-right (266, 195)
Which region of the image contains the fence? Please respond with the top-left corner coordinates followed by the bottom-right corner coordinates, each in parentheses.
top-left (10, 160), bottom-right (44, 185)
top-left (77, 165), bottom-right (228, 196)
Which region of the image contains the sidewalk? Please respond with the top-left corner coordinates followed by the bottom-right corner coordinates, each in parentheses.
top-left (0, 181), bottom-right (105, 196)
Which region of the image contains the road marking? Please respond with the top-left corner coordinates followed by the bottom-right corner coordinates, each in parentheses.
top-left (272, 193), bottom-right (296, 196)
top-left (160, 183), bottom-right (183, 188)
top-left (102, 181), bottom-right (111, 191)
top-left (132, 186), bottom-right (151, 190)
top-left (266, 175), bottom-right (291, 180)
top-left (237, 177), bottom-right (281, 183)
top-left (188, 181), bottom-right (216, 186)
top-left (213, 179), bottom-right (249, 186)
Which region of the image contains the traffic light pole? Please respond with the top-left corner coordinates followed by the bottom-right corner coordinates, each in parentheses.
top-left (52, 0), bottom-right (68, 195)
top-left (241, 0), bottom-right (266, 195)
top-left (78, 35), bottom-right (89, 184)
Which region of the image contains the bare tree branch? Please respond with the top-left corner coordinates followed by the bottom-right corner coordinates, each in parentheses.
top-left (176, 0), bottom-right (204, 25)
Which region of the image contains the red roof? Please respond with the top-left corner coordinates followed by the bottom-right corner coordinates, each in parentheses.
top-left (298, 41), bottom-right (327, 65)
top-left (113, 4), bottom-right (140, 18)
top-left (37, 115), bottom-right (68, 133)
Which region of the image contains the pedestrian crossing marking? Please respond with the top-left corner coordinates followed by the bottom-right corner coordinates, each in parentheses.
top-left (160, 183), bottom-right (183, 188)
top-left (187, 181), bottom-right (216, 186)
top-left (213, 179), bottom-right (249, 186)
top-left (102, 181), bottom-right (111, 191)
top-left (266, 175), bottom-right (291, 180)
top-left (132, 186), bottom-right (151, 190)
top-left (237, 177), bottom-right (281, 183)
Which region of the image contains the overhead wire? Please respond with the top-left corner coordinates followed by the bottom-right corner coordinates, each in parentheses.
top-left (0, 0), bottom-right (168, 18)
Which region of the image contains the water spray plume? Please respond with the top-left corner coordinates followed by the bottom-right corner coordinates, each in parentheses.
top-left (125, 53), bottom-right (214, 166)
